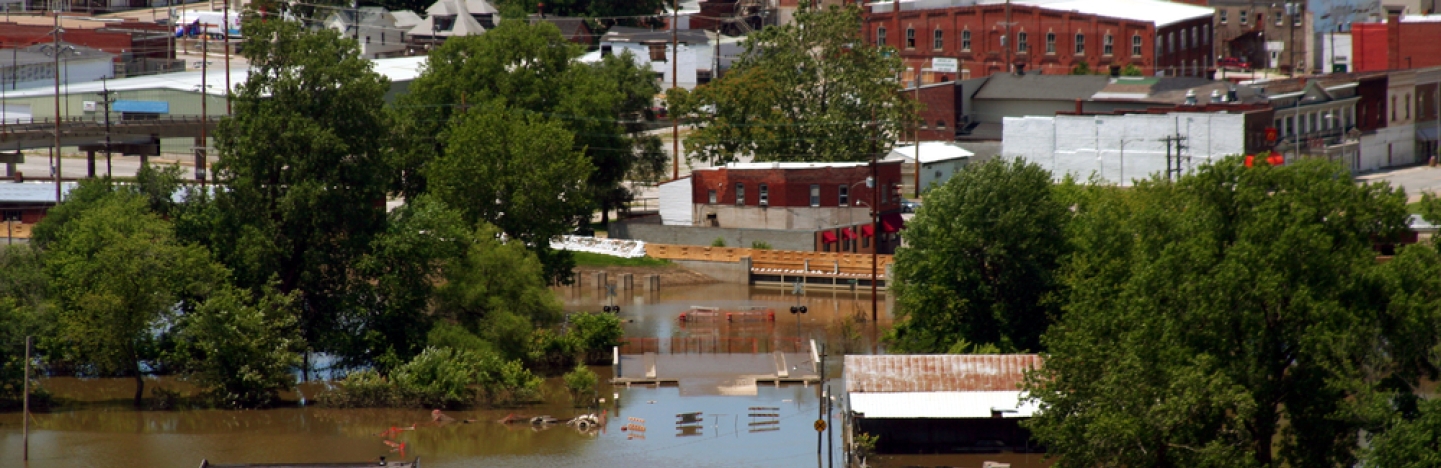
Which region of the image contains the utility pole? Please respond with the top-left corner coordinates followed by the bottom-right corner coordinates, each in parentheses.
top-left (671, 0), bottom-right (679, 180)
top-left (51, 4), bottom-right (61, 203)
top-left (870, 123), bottom-right (879, 324)
top-left (1160, 133), bottom-right (1188, 180)
top-left (199, 31), bottom-right (208, 184)
top-left (913, 72), bottom-right (920, 199)
top-left (224, 0), bottom-right (232, 115)
top-left (97, 77), bottom-right (113, 178)
top-left (1004, 0), bottom-right (1013, 73)
top-left (817, 344), bottom-right (826, 456)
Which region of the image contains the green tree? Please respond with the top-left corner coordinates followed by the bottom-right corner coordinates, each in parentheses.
top-left (570, 311), bottom-right (623, 363)
top-left (435, 223), bottom-right (565, 361)
top-left (210, 19), bottom-right (392, 369)
top-left (1024, 158), bottom-right (1440, 467)
top-left (889, 158), bottom-right (1069, 353)
top-left (170, 285), bottom-right (303, 408)
top-left (397, 20), bottom-right (655, 282)
top-left (43, 191), bottom-right (223, 407)
top-left (352, 196), bottom-right (471, 370)
top-left (563, 363), bottom-right (598, 407)
top-left (1367, 398), bottom-right (1441, 467)
top-left (1069, 61), bottom-right (1092, 75)
top-left (668, 5), bottom-right (917, 165)
top-left (423, 105), bottom-right (593, 284)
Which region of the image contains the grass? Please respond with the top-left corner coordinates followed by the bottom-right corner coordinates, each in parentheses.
top-left (572, 251), bottom-right (671, 267)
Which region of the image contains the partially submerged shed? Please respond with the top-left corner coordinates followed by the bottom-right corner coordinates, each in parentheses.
top-left (844, 354), bottom-right (1042, 455)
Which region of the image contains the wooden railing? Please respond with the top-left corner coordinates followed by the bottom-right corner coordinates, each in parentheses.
top-left (645, 243), bottom-right (893, 275)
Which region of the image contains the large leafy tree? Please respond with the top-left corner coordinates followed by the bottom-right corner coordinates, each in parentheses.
top-left (396, 20), bottom-right (652, 282)
top-left (43, 190), bottom-right (223, 407)
top-left (424, 105), bottom-right (593, 284)
top-left (1024, 158), bottom-right (1441, 467)
top-left (170, 285), bottom-right (304, 408)
top-left (209, 18), bottom-right (392, 369)
top-left (0, 246), bottom-right (49, 406)
top-left (435, 223), bottom-right (565, 362)
top-left (1367, 398), bottom-right (1441, 467)
top-left (668, 4), bottom-right (917, 165)
top-left (888, 158), bottom-right (1069, 353)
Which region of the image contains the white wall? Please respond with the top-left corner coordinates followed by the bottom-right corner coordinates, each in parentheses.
top-left (1360, 125), bottom-right (1417, 171)
top-left (659, 177), bottom-right (693, 226)
top-left (8, 58), bottom-right (114, 92)
top-left (1003, 112), bottom-right (1247, 185)
top-left (1315, 32), bottom-right (1351, 73)
top-left (603, 42), bottom-right (700, 89)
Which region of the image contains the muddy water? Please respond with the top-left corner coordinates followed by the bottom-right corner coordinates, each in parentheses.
top-left (0, 283), bottom-right (891, 468)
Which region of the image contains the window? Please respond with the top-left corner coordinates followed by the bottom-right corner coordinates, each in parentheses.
top-left (1104, 34), bottom-right (1113, 55)
top-left (839, 185), bottom-right (849, 206)
top-left (933, 28), bottom-right (943, 50)
top-left (1132, 34), bottom-right (1142, 56)
top-left (1075, 33), bottom-right (1085, 54)
top-left (1192, 27), bottom-right (1198, 48)
top-left (906, 28), bottom-right (915, 49)
top-left (1240, 9), bottom-right (1248, 25)
top-left (878, 27), bottom-right (886, 46)
top-left (1220, 10), bottom-right (1227, 23)
top-left (1310, 112), bottom-right (1318, 132)
top-left (937, 120), bottom-right (947, 129)
top-left (1293, 12), bottom-right (1301, 26)
top-left (1407, 94), bottom-right (1412, 119)
top-left (1203, 24), bottom-right (1209, 44)
top-left (1275, 10), bottom-right (1283, 26)
top-left (961, 30), bottom-right (971, 51)
top-left (735, 183), bottom-right (745, 205)
top-left (1393, 96), bottom-right (1398, 121)
top-left (1168, 33), bottom-right (1174, 53)
top-left (1286, 115), bottom-right (1294, 136)
top-left (810, 185), bottom-right (820, 207)
top-left (648, 43), bottom-right (667, 62)
top-left (1180, 31), bottom-right (1186, 51)
top-left (758, 183), bottom-right (769, 206)
top-left (708, 190), bottom-right (717, 204)
top-left (1046, 32), bottom-right (1056, 54)
top-left (1018, 32), bottom-right (1029, 53)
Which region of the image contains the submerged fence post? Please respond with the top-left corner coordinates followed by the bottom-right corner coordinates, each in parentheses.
top-left (23, 335), bottom-right (31, 461)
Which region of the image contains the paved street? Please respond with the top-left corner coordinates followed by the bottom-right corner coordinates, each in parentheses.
top-left (7, 150), bottom-right (209, 181)
top-left (1356, 165), bottom-right (1441, 203)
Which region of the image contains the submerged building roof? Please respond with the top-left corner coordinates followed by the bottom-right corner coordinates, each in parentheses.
top-left (844, 354), bottom-right (1041, 393)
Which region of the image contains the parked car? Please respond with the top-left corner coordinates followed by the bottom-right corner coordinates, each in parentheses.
top-left (901, 200), bottom-right (921, 213)
top-left (1218, 57), bottom-right (1251, 71)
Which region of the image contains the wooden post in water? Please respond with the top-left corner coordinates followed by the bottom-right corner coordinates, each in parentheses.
top-left (23, 335), bottom-right (31, 461)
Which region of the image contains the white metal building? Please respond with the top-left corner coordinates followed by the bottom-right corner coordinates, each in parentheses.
top-left (1003, 112), bottom-right (1247, 186)
top-left (886, 141), bottom-right (973, 194)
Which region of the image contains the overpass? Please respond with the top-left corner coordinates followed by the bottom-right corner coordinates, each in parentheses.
top-left (0, 115), bottom-right (219, 177)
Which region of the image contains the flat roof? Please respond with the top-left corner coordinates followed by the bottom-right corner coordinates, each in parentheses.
top-left (850, 391), bottom-right (1039, 419)
top-left (0, 56), bottom-right (428, 98)
top-left (1015, 0), bottom-right (1213, 27)
top-left (698, 161), bottom-right (901, 171)
top-left (887, 141), bottom-right (974, 163)
top-left (0, 182), bottom-right (78, 203)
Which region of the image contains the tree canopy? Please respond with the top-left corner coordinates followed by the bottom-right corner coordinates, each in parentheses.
top-left (668, 5), bottom-right (917, 165)
top-left (888, 158), bottom-right (1070, 353)
top-left (209, 18), bottom-right (393, 365)
top-left (1023, 158), bottom-right (1441, 467)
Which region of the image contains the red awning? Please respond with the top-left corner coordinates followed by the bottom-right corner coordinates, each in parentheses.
top-left (821, 231), bottom-right (839, 243)
top-left (882, 213), bottom-right (905, 233)
top-left (841, 227), bottom-right (857, 240)
top-left (861, 224), bottom-right (875, 237)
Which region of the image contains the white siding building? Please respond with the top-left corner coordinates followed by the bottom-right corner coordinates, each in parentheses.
top-left (1003, 112), bottom-right (1248, 185)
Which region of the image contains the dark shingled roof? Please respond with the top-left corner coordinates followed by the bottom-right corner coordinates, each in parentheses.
top-left (972, 74), bottom-right (1111, 101)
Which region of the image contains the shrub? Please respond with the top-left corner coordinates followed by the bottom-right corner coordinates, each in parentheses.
top-left (171, 286), bottom-right (303, 408)
top-left (392, 347), bottom-right (484, 409)
top-left (750, 241), bottom-right (772, 250)
top-left (478, 356), bottom-right (543, 405)
top-left (563, 363), bottom-right (598, 407)
top-left (710, 237), bottom-right (727, 247)
top-left (528, 329), bottom-right (581, 372)
top-left (570, 312), bottom-right (624, 364)
top-left (317, 369), bottom-right (399, 408)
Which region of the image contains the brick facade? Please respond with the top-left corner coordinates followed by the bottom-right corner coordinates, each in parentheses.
top-left (905, 81), bottom-right (963, 141)
top-left (863, 4), bottom-right (1209, 79)
top-left (1211, 2), bottom-right (1310, 74)
top-left (1351, 13), bottom-right (1441, 73)
top-left (691, 162), bottom-right (904, 212)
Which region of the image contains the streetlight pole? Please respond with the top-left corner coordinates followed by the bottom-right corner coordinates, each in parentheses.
top-left (49, 7), bottom-right (64, 203)
top-left (670, 0), bottom-right (679, 181)
top-left (869, 123), bottom-right (879, 324)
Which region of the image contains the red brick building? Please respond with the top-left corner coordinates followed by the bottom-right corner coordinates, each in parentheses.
top-left (1351, 9), bottom-right (1441, 73)
top-left (689, 162), bottom-right (905, 253)
top-left (0, 19), bottom-right (174, 63)
top-left (863, 0), bottom-right (1214, 79)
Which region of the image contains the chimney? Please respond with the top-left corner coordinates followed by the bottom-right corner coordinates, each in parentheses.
top-left (1075, 98), bottom-right (1083, 114)
top-left (1185, 89), bottom-right (1197, 106)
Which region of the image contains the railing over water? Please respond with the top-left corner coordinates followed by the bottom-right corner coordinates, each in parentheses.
top-left (619, 336), bottom-right (807, 355)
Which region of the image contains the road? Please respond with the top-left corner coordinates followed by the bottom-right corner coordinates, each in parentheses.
top-left (1356, 165), bottom-right (1441, 203)
top-left (7, 151), bottom-right (208, 181)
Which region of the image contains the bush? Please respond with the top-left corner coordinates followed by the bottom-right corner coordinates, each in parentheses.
top-left (528, 328), bottom-right (581, 372)
top-left (570, 312), bottom-right (624, 364)
top-left (392, 347), bottom-right (485, 409)
top-left (750, 241), bottom-right (772, 250)
top-left (478, 357), bottom-right (543, 406)
top-left (710, 237), bottom-right (727, 247)
top-left (563, 363), bottom-right (598, 407)
top-left (171, 286), bottom-right (303, 408)
top-left (317, 369), bottom-right (398, 408)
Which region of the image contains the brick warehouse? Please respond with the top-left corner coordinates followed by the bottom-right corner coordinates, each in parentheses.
top-left (1351, 8), bottom-right (1441, 73)
top-left (864, 0), bottom-right (1214, 80)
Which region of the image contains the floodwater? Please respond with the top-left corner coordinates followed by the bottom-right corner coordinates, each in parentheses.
top-left (0, 283), bottom-right (896, 468)
top-left (0, 282), bottom-right (1054, 468)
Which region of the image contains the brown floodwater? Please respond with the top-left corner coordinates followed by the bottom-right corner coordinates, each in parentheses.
top-left (1, 283), bottom-right (899, 468)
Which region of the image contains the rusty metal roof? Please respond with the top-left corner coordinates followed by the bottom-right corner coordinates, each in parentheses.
top-left (844, 354), bottom-right (1041, 393)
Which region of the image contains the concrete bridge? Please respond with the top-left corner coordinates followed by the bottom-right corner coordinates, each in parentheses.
top-left (0, 116), bottom-right (220, 177)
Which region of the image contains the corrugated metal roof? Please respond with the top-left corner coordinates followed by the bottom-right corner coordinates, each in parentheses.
top-left (850, 391), bottom-right (1039, 419)
top-left (844, 354), bottom-right (1041, 393)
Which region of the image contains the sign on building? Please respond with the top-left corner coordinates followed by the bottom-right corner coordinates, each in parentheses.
top-left (931, 57), bottom-right (959, 73)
